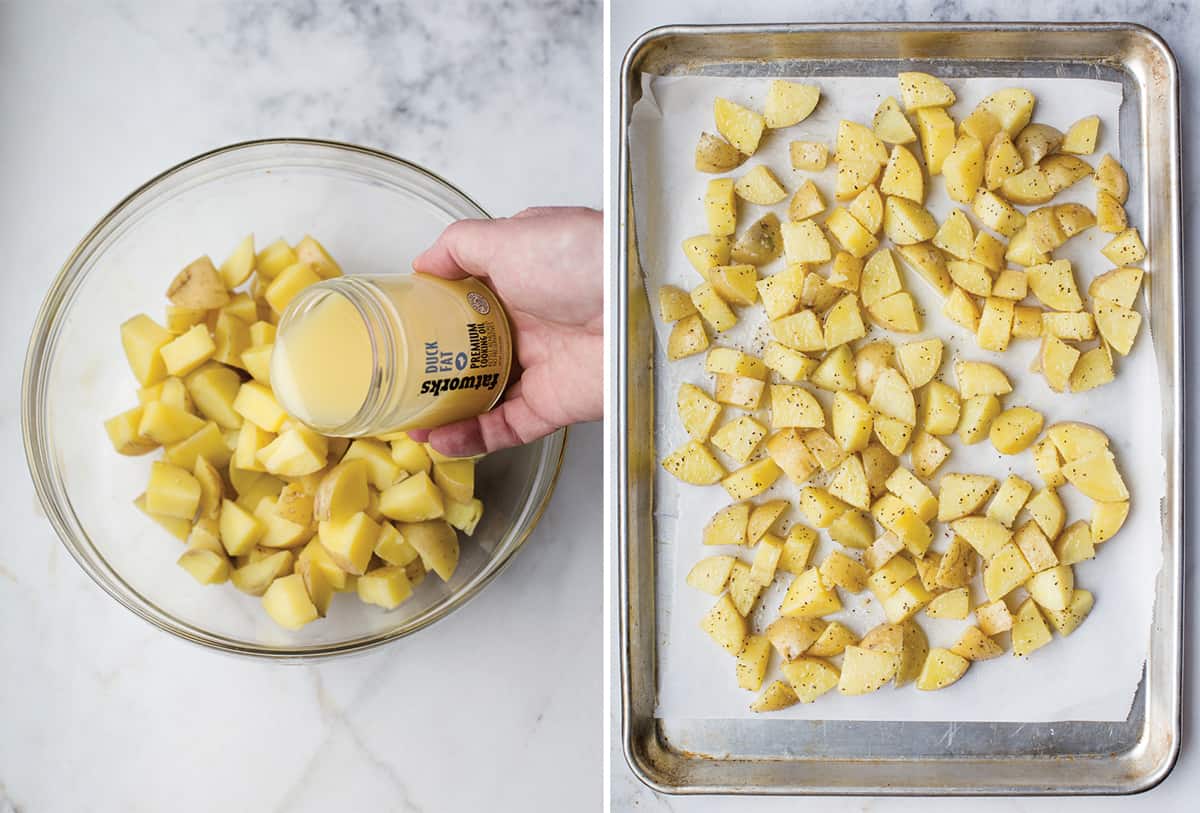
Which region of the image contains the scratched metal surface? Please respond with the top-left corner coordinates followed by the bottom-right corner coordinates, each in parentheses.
top-left (615, 23), bottom-right (1183, 795)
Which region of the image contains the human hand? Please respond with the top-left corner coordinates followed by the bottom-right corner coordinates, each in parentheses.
top-left (406, 206), bottom-right (603, 456)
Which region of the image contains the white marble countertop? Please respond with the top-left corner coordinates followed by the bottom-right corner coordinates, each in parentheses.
top-left (608, 1), bottom-right (1197, 810)
top-left (0, 1), bottom-right (601, 811)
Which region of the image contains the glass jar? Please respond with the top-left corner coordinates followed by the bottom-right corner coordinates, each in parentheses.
top-left (272, 272), bottom-right (512, 436)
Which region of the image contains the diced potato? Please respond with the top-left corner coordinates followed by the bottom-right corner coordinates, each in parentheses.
top-left (704, 503), bottom-right (750, 549)
top-left (1095, 154), bottom-right (1129, 203)
top-left (780, 567), bottom-right (842, 618)
top-left (1042, 154), bottom-right (1093, 194)
top-left (880, 577), bottom-right (932, 624)
top-left (1055, 520), bottom-right (1096, 566)
top-left (261, 573), bottom-right (319, 630)
top-left (763, 79), bottom-right (820, 127)
top-left (976, 296), bottom-right (1015, 352)
top-left (1100, 227), bottom-right (1146, 265)
top-left (1093, 500), bottom-right (1130, 543)
top-left (682, 234), bottom-right (731, 277)
top-left (1014, 123), bottom-right (1062, 167)
top-left (838, 645), bottom-right (901, 695)
top-left (781, 220), bottom-right (832, 265)
top-left (1041, 336), bottom-right (1081, 393)
top-left (951, 626), bottom-right (1005, 661)
top-left (1012, 305), bottom-right (1044, 339)
top-left (1089, 267), bottom-right (1144, 309)
top-left (731, 213), bottom-right (783, 266)
top-left (898, 71), bottom-right (955, 111)
top-left (1096, 190), bottom-right (1128, 233)
top-left (686, 555), bottom-right (737, 595)
top-left (957, 395), bottom-right (1001, 445)
top-left (167, 256), bottom-right (229, 309)
top-left (942, 134), bottom-right (984, 203)
top-left (937, 473), bottom-right (997, 522)
top-left (722, 458), bottom-right (782, 501)
top-left (1062, 450), bottom-right (1129, 502)
top-left (1026, 259), bottom-right (1083, 312)
top-left (258, 427), bottom-right (328, 477)
top-left (1094, 298), bottom-right (1142, 356)
top-left (177, 547), bottom-right (231, 585)
top-left (1042, 311), bottom-right (1096, 342)
top-left (241, 344), bottom-right (273, 384)
top-left (883, 198), bottom-right (938, 246)
top-left (951, 515), bottom-right (1012, 560)
top-left (398, 519), bottom-right (459, 582)
top-left (145, 460), bottom-right (201, 520)
top-left (819, 550), bottom-right (868, 592)
top-left (915, 107), bottom-right (956, 175)
top-left (972, 190), bottom-right (1025, 237)
top-left (872, 95), bottom-right (916, 144)
top-left (976, 599), bottom-right (1014, 636)
top-left (933, 209), bottom-right (974, 260)
top-left (318, 511), bottom-right (380, 575)
top-left (313, 459), bottom-right (370, 523)
top-left (704, 178), bottom-right (737, 235)
top-left (797, 485), bottom-right (847, 528)
top-left (779, 657), bottom-right (840, 704)
top-left (380, 471), bottom-right (445, 522)
top-left (1026, 563), bottom-right (1074, 612)
top-left (231, 550), bottom-right (293, 596)
top-left (916, 648), bottom-right (970, 691)
top-left (789, 141), bottom-right (829, 171)
top-left (769, 310), bottom-right (824, 353)
top-left (356, 565), bottom-right (414, 610)
top-left (762, 343), bottom-right (816, 382)
top-left (987, 475), bottom-right (1033, 527)
top-left (735, 635), bottom-right (771, 692)
top-left (1043, 588), bottom-right (1094, 636)
top-left (1001, 166), bottom-right (1054, 205)
top-left (989, 406), bottom-right (1043, 455)
top-left (831, 391), bottom-right (873, 453)
top-left (185, 362), bottom-right (243, 429)
top-left (105, 406), bottom-right (158, 456)
top-left (836, 159), bottom-right (883, 201)
top-left (690, 283), bottom-right (738, 333)
top-left (836, 119), bottom-right (889, 164)
top-left (255, 239), bottom-right (299, 279)
top-left (983, 541), bottom-right (1034, 601)
top-left (695, 132), bottom-right (747, 173)
top-left (885, 467), bottom-right (936, 521)
top-left (925, 587), bottom-right (970, 620)
top-left (1061, 115), bottom-right (1099, 154)
top-left (666, 314), bottom-right (710, 360)
top-left (710, 415), bottom-right (768, 463)
top-left (749, 680), bottom-right (799, 712)
top-left (714, 97), bottom-right (765, 155)
top-left (160, 324), bottom-right (216, 377)
top-left (827, 508), bottom-right (874, 549)
top-left (733, 165), bottom-right (787, 205)
top-left (765, 429), bottom-right (819, 484)
top-left (975, 88), bottom-right (1035, 136)
top-left (1011, 598), bottom-right (1053, 657)
top-left (766, 616), bottom-right (826, 661)
top-left (920, 381), bottom-right (961, 436)
top-left (984, 132), bottom-right (1024, 191)
top-left (294, 235), bottom-right (342, 280)
top-left (911, 431), bottom-right (950, 479)
top-left (701, 593), bottom-right (748, 655)
top-left (879, 145), bottom-right (924, 204)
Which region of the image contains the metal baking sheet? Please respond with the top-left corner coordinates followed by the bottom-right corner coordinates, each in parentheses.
top-left (615, 23), bottom-right (1183, 795)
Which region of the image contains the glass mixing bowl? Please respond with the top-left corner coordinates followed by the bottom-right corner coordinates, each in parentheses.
top-left (22, 139), bottom-right (565, 659)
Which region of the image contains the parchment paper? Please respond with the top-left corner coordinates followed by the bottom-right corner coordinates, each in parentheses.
top-left (629, 73), bottom-right (1163, 722)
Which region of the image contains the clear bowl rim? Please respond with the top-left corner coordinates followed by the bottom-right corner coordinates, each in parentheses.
top-left (21, 137), bottom-right (567, 661)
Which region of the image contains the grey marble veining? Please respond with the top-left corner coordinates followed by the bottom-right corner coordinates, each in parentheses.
top-left (0, 1), bottom-right (602, 811)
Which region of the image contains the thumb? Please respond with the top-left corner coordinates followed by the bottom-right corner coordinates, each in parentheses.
top-left (411, 217), bottom-right (500, 280)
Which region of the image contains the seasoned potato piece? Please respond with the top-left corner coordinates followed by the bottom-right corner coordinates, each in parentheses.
top-left (952, 515), bottom-right (1012, 561)
top-left (989, 406), bottom-right (1043, 455)
top-left (734, 165), bottom-right (787, 205)
top-left (749, 680), bottom-right (799, 712)
top-left (984, 132), bottom-right (1024, 191)
top-left (883, 198), bottom-right (938, 245)
top-left (1014, 123), bottom-right (1062, 167)
top-left (1012, 598), bottom-right (1053, 657)
top-left (1100, 228), bottom-right (1147, 266)
top-left (976, 88), bottom-right (1035, 136)
top-left (983, 541), bottom-right (1033, 601)
top-left (873, 96), bottom-right (917, 144)
top-left (731, 213), bottom-right (783, 265)
top-left (835, 158), bottom-right (883, 201)
top-left (658, 285), bottom-right (697, 323)
top-left (911, 431), bottom-right (950, 479)
top-left (825, 209), bottom-right (879, 259)
top-left (916, 648), bottom-right (970, 691)
top-left (1093, 500), bottom-right (1130, 543)
top-left (951, 626), bottom-right (1005, 661)
top-left (781, 220), bottom-right (832, 265)
top-left (735, 635), bottom-right (771, 692)
top-left (942, 286), bottom-right (979, 332)
top-left (666, 314), bottom-right (709, 360)
top-left (933, 209), bottom-right (974, 260)
top-left (1027, 260), bottom-right (1083, 312)
top-left (1063, 450), bottom-right (1129, 502)
top-left (972, 190), bottom-right (1025, 237)
top-left (714, 97), bottom-right (765, 155)
top-left (899, 241), bottom-right (956, 299)
top-left (898, 71), bottom-right (955, 111)
top-left (1000, 165), bottom-right (1054, 205)
top-left (701, 593), bottom-right (748, 655)
top-left (947, 261), bottom-right (991, 298)
top-left (942, 135), bottom-right (985, 203)
top-left (690, 283), bottom-right (738, 333)
top-left (710, 265), bottom-right (759, 306)
top-left (879, 145), bottom-right (925, 204)
top-left (1043, 589), bottom-right (1095, 637)
top-left (915, 107), bottom-right (956, 175)
top-left (661, 440), bottom-right (726, 485)
top-left (895, 339), bottom-right (942, 389)
top-left (1041, 336), bottom-right (1081, 392)
top-left (789, 141), bottom-right (829, 172)
top-left (766, 616), bottom-right (826, 661)
top-left (1095, 154), bottom-right (1129, 203)
top-left (976, 599), bottom-right (1014, 636)
top-left (764, 80), bottom-right (820, 128)
top-left (682, 234), bottom-right (732, 277)
top-left (1061, 115), bottom-right (1100, 154)
top-left (937, 473), bottom-right (997, 522)
top-left (1041, 154), bottom-right (1092, 194)
top-left (723, 459), bottom-right (783, 501)
top-left (919, 381), bottom-right (961, 436)
top-left (695, 132), bottom-right (747, 173)
top-left (704, 178), bottom-right (737, 236)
